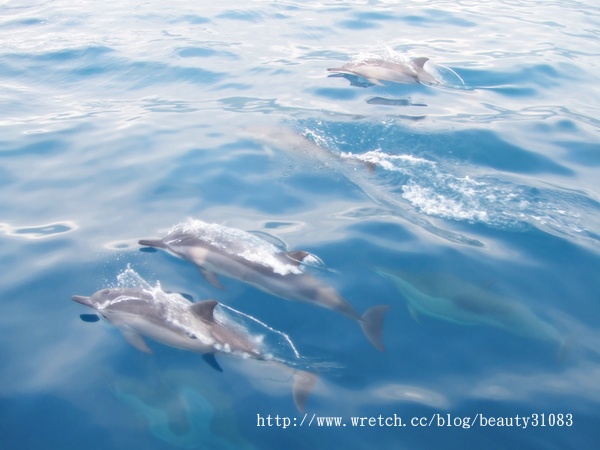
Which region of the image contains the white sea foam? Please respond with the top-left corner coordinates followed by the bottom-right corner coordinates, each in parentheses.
top-left (343, 149), bottom-right (596, 237)
top-left (341, 149), bottom-right (435, 173)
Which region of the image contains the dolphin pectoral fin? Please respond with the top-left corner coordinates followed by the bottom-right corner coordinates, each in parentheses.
top-left (79, 314), bottom-right (100, 323)
top-left (138, 239), bottom-right (166, 249)
top-left (199, 268), bottom-right (225, 290)
top-left (202, 353), bottom-right (223, 372)
top-left (292, 371), bottom-right (318, 413)
top-left (407, 304), bottom-right (420, 323)
top-left (120, 329), bottom-right (153, 354)
top-left (360, 305), bottom-right (391, 352)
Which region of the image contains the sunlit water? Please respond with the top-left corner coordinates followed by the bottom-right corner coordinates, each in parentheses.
top-left (1, 1), bottom-right (600, 449)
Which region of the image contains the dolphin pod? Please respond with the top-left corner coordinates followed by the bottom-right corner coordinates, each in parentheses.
top-left (72, 219), bottom-right (388, 411)
top-left (138, 219), bottom-right (390, 352)
top-left (72, 286), bottom-right (317, 412)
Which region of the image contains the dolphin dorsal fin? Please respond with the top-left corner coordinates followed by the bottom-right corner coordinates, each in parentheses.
top-left (281, 251), bottom-right (310, 266)
top-left (411, 57), bottom-right (429, 69)
top-left (190, 300), bottom-right (218, 322)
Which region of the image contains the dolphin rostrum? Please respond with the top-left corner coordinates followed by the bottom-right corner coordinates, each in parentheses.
top-left (328, 57), bottom-right (439, 86)
top-left (139, 219), bottom-right (389, 351)
top-left (375, 268), bottom-right (564, 346)
top-left (72, 287), bottom-right (317, 411)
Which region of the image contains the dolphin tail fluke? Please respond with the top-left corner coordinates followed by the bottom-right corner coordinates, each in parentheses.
top-left (138, 239), bottom-right (166, 249)
top-left (292, 371), bottom-right (318, 413)
top-left (360, 305), bottom-right (391, 352)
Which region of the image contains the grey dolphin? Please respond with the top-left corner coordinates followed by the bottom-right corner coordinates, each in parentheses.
top-left (139, 219), bottom-right (389, 351)
top-left (376, 268), bottom-right (564, 346)
top-left (72, 287), bottom-right (317, 411)
top-left (243, 127), bottom-right (483, 247)
top-left (328, 57), bottom-right (439, 86)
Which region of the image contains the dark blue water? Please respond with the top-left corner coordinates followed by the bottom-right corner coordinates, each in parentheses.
top-left (2, 1), bottom-right (600, 449)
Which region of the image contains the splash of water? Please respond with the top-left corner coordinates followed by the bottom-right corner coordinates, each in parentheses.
top-left (342, 149), bottom-right (599, 241)
top-left (114, 265), bottom-right (303, 362)
top-left (169, 219), bottom-right (304, 276)
top-left (218, 303), bottom-right (301, 360)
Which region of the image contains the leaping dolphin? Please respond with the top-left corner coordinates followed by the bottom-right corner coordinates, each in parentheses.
top-left (139, 219), bottom-right (389, 351)
top-left (72, 287), bottom-right (317, 411)
top-left (375, 268), bottom-right (564, 346)
top-left (328, 57), bottom-right (439, 86)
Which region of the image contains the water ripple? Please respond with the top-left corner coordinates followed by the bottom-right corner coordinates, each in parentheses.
top-left (1, 221), bottom-right (78, 239)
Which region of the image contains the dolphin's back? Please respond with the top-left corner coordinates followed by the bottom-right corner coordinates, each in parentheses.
top-left (328, 56), bottom-right (438, 85)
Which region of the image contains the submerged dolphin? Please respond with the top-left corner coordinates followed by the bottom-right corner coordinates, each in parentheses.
top-left (72, 287), bottom-right (316, 411)
top-left (376, 268), bottom-right (563, 346)
top-left (139, 219), bottom-right (389, 351)
top-left (328, 57), bottom-right (439, 86)
top-left (108, 365), bottom-right (257, 449)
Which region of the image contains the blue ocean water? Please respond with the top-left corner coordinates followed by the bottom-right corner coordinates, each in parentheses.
top-left (1, 1), bottom-right (600, 449)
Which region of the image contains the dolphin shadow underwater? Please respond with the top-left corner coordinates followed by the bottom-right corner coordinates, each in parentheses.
top-left (72, 285), bottom-right (317, 412)
top-left (107, 361), bottom-right (256, 449)
top-left (138, 219), bottom-right (389, 352)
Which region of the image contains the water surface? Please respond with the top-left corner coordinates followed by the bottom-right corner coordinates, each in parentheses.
top-left (1, 1), bottom-right (600, 449)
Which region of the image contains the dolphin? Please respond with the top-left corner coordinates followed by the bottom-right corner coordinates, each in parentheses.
top-left (375, 268), bottom-right (564, 346)
top-left (72, 287), bottom-right (317, 412)
top-left (139, 219), bottom-right (389, 351)
top-left (108, 365), bottom-right (257, 449)
top-left (328, 57), bottom-right (439, 86)
top-left (242, 127), bottom-right (483, 247)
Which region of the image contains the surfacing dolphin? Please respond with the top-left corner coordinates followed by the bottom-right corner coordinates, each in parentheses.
top-left (376, 268), bottom-right (564, 347)
top-left (72, 287), bottom-right (317, 411)
top-left (328, 56), bottom-right (439, 86)
top-left (139, 219), bottom-right (389, 351)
